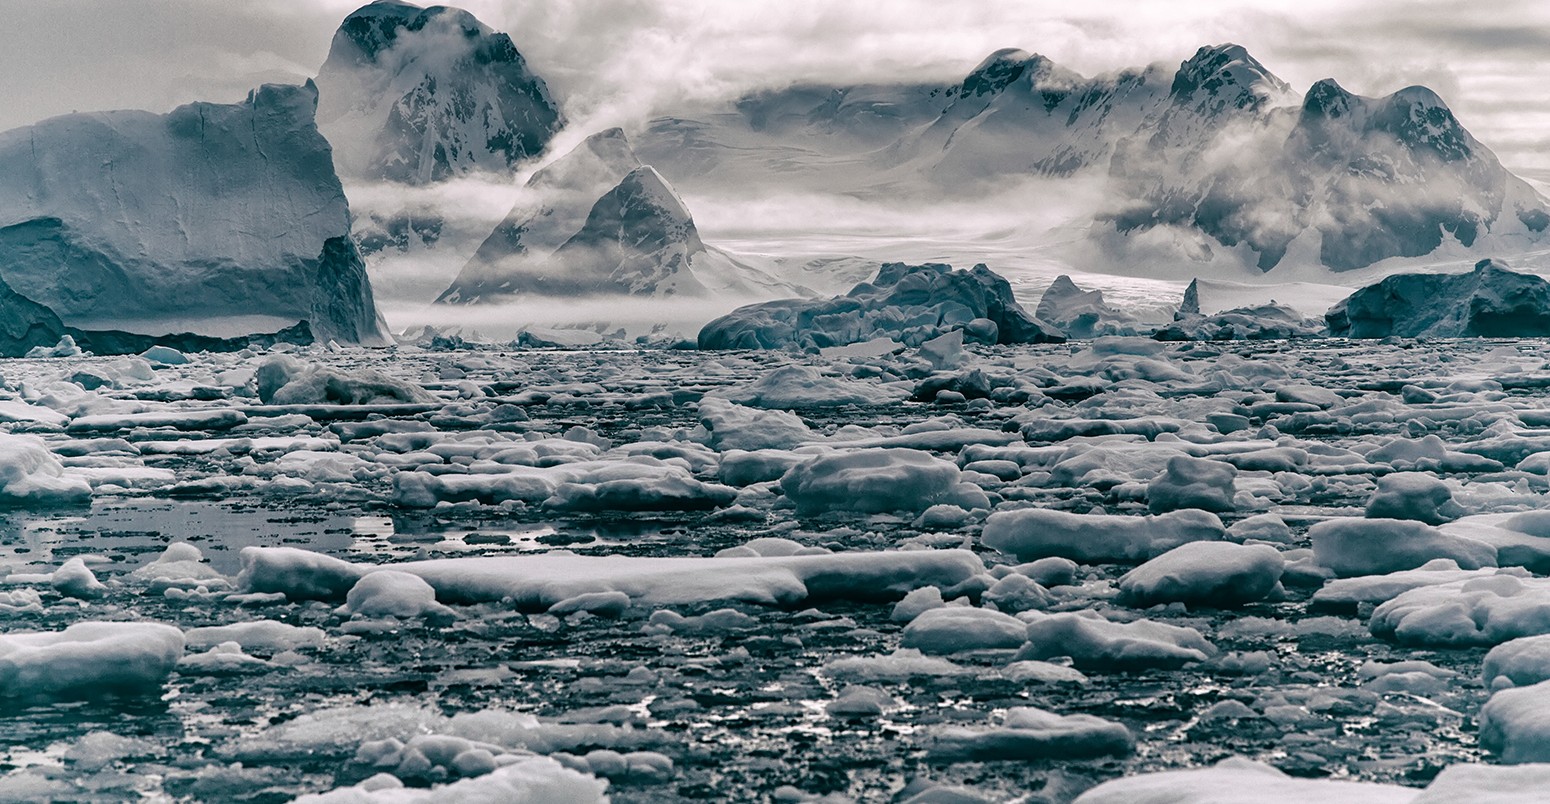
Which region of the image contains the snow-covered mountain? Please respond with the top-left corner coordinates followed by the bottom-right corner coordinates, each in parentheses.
top-left (636, 43), bottom-right (1550, 274)
top-left (314, 0), bottom-right (563, 184)
top-left (1102, 46), bottom-right (1548, 273)
top-left (438, 128), bottom-right (804, 303)
top-left (0, 81), bottom-right (388, 346)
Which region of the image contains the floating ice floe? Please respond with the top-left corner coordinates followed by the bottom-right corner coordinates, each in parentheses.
top-left (982, 508), bottom-right (1225, 563)
top-left (712, 364), bottom-right (908, 409)
top-left (1309, 517), bottom-right (1496, 577)
top-left (900, 607), bottom-right (1028, 654)
top-left (1016, 610), bottom-right (1216, 670)
top-left (0, 433), bottom-right (92, 505)
top-left (778, 448), bottom-right (986, 515)
top-left (237, 546), bottom-right (983, 608)
top-left (0, 621), bottom-right (184, 700)
top-left (292, 755), bottom-right (608, 803)
top-left (1072, 757), bottom-right (1415, 803)
top-left (928, 706), bottom-right (1133, 762)
top-left (1117, 541), bottom-right (1284, 608)
top-left (257, 356), bottom-right (436, 406)
top-left (1370, 574), bottom-right (1550, 646)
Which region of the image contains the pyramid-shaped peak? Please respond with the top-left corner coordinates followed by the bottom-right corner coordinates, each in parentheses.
top-left (579, 127), bottom-right (636, 161)
top-left (528, 127), bottom-right (642, 191)
top-left (618, 166), bottom-right (693, 219)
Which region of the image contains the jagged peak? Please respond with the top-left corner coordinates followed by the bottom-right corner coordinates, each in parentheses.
top-left (528, 127), bottom-right (641, 190)
top-left (1172, 42), bottom-right (1291, 105)
top-left (328, 1), bottom-right (492, 67)
top-left (960, 49), bottom-right (1055, 98)
top-left (1302, 78), bottom-right (1355, 118)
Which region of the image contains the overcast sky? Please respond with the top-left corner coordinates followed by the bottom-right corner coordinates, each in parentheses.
top-left (4, 0), bottom-right (1549, 172)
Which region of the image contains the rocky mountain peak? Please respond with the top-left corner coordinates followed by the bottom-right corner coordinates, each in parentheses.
top-left (315, 1), bottom-right (563, 183)
top-left (1171, 43), bottom-right (1292, 112)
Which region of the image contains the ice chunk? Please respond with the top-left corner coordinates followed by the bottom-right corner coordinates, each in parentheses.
top-left (1156, 303), bottom-right (1324, 341)
top-left (982, 508), bottom-right (1225, 563)
top-left (131, 545), bottom-right (226, 588)
top-left (1073, 757), bottom-right (1414, 803)
top-left (337, 571), bottom-right (457, 622)
top-left (1016, 610), bottom-right (1215, 670)
top-left (292, 755), bottom-right (607, 802)
top-left (258, 356), bottom-right (435, 406)
top-left (1146, 456), bottom-right (1238, 514)
top-left (0, 621), bottom-right (184, 700)
top-left (0, 434), bottom-right (92, 506)
top-left (822, 649), bottom-right (975, 680)
top-left (1481, 680), bottom-right (1550, 763)
top-left (139, 345), bottom-right (188, 365)
top-left (1035, 275), bottom-right (1141, 339)
top-left (982, 573), bottom-right (1052, 614)
top-left (0, 83), bottom-right (386, 344)
top-left (238, 546), bottom-right (983, 609)
top-left (1415, 763), bottom-right (1550, 801)
top-left (178, 642), bottom-right (278, 676)
top-left (1118, 542), bottom-right (1284, 608)
top-left (543, 474), bottom-right (736, 513)
top-left (1328, 259), bottom-right (1550, 338)
top-left (901, 607), bottom-right (1028, 654)
top-left (1370, 574), bottom-right (1550, 646)
top-left (1311, 562), bottom-right (1519, 610)
top-left (698, 398), bottom-right (817, 451)
top-left (50, 557), bottom-right (107, 599)
top-left (392, 457), bottom-right (728, 510)
top-left (715, 364), bottom-right (906, 409)
top-left (0, 399), bottom-right (69, 427)
top-left (1365, 473), bottom-right (1463, 524)
top-left (826, 686), bottom-right (896, 718)
top-left (184, 621), bottom-right (327, 652)
top-left (918, 329), bottom-right (966, 370)
top-left (928, 706), bottom-right (1132, 762)
top-left (1443, 511), bottom-right (1550, 573)
top-left (779, 449), bottom-right (979, 515)
top-left (1485, 635), bottom-right (1550, 689)
top-left (1310, 518), bottom-right (1496, 577)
